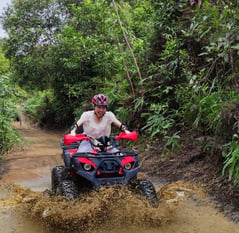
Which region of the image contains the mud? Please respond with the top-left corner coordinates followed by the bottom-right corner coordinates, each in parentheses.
top-left (0, 124), bottom-right (239, 233)
top-left (0, 181), bottom-right (238, 233)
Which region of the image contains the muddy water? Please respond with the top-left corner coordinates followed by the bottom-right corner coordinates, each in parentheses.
top-left (0, 125), bottom-right (239, 233)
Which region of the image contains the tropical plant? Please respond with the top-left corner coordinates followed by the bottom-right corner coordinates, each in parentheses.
top-left (163, 132), bottom-right (181, 155)
top-left (141, 103), bottom-right (175, 139)
top-left (222, 134), bottom-right (239, 187)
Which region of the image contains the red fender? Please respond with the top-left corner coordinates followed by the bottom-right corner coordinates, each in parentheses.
top-left (119, 156), bottom-right (135, 174)
top-left (121, 156), bottom-right (135, 166)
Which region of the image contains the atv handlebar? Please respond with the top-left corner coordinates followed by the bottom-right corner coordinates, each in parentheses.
top-left (63, 131), bottom-right (138, 146)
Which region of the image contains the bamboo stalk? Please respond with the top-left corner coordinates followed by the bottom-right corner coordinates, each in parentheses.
top-left (112, 0), bottom-right (144, 97)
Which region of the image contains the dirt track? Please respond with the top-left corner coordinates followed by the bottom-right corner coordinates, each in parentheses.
top-left (2, 126), bottom-right (63, 189)
top-left (0, 124), bottom-right (239, 233)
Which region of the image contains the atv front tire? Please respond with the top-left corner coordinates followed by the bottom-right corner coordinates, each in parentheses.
top-left (56, 180), bottom-right (78, 200)
top-left (51, 165), bottom-right (66, 193)
top-left (136, 179), bottom-right (159, 207)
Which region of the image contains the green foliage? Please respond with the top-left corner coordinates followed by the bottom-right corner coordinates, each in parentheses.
top-left (182, 90), bottom-right (223, 133)
top-left (183, 0), bottom-right (239, 86)
top-left (1, 0), bottom-right (157, 127)
top-left (0, 44), bottom-right (9, 74)
top-left (23, 89), bottom-right (53, 123)
top-left (222, 134), bottom-right (239, 187)
top-left (141, 103), bottom-right (175, 139)
top-left (0, 75), bottom-right (22, 156)
top-left (179, 84), bottom-right (239, 135)
top-left (0, 0), bottom-right (68, 90)
top-left (1, 0), bottom-right (66, 57)
top-left (163, 132), bottom-right (181, 155)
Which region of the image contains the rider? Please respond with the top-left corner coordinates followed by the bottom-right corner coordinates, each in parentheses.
top-left (70, 93), bottom-right (130, 152)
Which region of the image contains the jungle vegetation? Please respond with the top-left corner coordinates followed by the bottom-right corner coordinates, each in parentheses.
top-left (1, 0), bottom-right (239, 186)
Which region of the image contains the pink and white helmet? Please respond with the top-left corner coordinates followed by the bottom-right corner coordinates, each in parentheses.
top-left (92, 94), bottom-right (110, 106)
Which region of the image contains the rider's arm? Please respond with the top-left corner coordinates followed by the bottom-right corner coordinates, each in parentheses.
top-left (70, 118), bottom-right (84, 136)
top-left (112, 118), bottom-right (131, 134)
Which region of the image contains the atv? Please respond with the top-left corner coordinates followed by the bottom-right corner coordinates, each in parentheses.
top-left (51, 131), bottom-right (158, 207)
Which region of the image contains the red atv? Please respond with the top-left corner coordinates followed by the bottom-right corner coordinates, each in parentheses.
top-left (51, 131), bottom-right (158, 207)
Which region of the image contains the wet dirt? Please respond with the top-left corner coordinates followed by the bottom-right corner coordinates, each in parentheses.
top-left (0, 123), bottom-right (239, 233)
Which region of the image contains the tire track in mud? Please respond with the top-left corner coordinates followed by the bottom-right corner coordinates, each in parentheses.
top-left (0, 126), bottom-right (239, 233)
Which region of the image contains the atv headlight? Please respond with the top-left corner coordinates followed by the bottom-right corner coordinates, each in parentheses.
top-left (124, 162), bottom-right (132, 170)
top-left (83, 163), bottom-right (92, 171)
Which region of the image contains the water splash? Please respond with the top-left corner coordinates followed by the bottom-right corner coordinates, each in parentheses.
top-left (0, 181), bottom-right (186, 232)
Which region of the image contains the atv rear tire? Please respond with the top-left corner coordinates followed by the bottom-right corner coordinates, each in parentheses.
top-left (136, 179), bottom-right (159, 207)
top-left (51, 166), bottom-right (66, 194)
top-left (56, 180), bottom-right (78, 200)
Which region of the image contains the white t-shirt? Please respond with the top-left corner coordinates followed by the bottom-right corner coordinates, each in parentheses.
top-left (79, 110), bottom-right (117, 138)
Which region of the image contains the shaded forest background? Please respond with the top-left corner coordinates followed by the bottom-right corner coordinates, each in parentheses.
top-left (1, 0), bottom-right (239, 188)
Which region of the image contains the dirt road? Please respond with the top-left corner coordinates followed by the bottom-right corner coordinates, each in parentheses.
top-left (0, 125), bottom-right (239, 233)
top-left (2, 126), bottom-right (63, 191)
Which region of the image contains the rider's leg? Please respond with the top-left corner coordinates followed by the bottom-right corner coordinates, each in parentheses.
top-left (77, 140), bottom-right (92, 152)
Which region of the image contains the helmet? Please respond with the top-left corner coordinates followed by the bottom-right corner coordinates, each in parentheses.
top-left (92, 94), bottom-right (109, 106)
